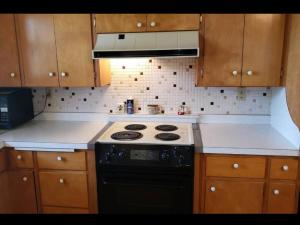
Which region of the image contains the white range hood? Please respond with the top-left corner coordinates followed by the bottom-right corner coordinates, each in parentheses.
top-left (92, 31), bottom-right (199, 59)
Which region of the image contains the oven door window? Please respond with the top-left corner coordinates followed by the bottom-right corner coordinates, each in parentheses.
top-left (99, 174), bottom-right (192, 214)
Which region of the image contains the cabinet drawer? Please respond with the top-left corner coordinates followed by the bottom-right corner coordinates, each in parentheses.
top-left (42, 206), bottom-right (89, 214)
top-left (37, 151), bottom-right (86, 170)
top-left (270, 158), bottom-right (298, 180)
top-left (39, 171), bottom-right (88, 208)
top-left (8, 150), bottom-right (33, 169)
top-left (206, 156), bottom-right (266, 178)
top-left (267, 182), bottom-right (297, 213)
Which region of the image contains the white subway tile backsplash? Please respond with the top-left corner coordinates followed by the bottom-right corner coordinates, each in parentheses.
top-left (32, 58), bottom-right (271, 115)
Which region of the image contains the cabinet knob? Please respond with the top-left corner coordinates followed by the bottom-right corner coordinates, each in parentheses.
top-left (282, 165), bottom-right (289, 171)
top-left (210, 186), bottom-right (216, 192)
top-left (57, 156), bottom-right (62, 161)
top-left (60, 72), bottom-right (67, 77)
top-left (136, 22), bottom-right (142, 28)
top-left (22, 177), bottom-right (28, 182)
top-left (48, 72), bottom-right (55, 77)
top-left (59, 178), bottom-right (64, 184)
top-left (17, 155), bottom-right (22, 160)
top-left (150, 21), bottom-right (156, 27)
top-left (232, 163), bottom-right (239, 169)
top-left (10, 73), bottom-right (16, 78)
top-left (232, 70), bottom-right (238, 76)
top-left (247, 70), bottom-right (253, 76)
top-left (273, 189), bottom-right (280, 195)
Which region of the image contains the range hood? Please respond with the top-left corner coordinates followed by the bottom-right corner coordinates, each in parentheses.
top-left (92, 31), bottom-right (199, 59)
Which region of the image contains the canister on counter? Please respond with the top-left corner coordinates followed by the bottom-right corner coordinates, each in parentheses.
top-left (126, 97), bottom-right (134, 114)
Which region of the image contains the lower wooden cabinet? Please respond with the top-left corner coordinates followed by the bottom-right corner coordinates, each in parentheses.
top-left (39, 171), bottom-right (89, 208)
top-left (266, 182), bottom-right (297, 213)
top-left (204, 179), bottom-right (264, 213)
top-left (6, 170), bottom-right (37, 213)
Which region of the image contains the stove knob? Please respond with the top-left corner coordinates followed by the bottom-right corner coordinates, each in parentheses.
top-left (118, 151), bottom-right (126, 159)
top-left (178, 155), bottom-right (185, 166)
top-left (161, 152), bottom-right (170, 161)
top-left (105, 152), bottom-right (112, 162)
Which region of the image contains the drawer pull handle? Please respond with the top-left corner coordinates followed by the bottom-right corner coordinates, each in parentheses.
top-left (273, 189), bottom-right (280, 195)
top-left (48, 72), bottom-right (55, 77)
top-left (247, 70), bottom-right (253, 76)
top-left (17, 155), bottom-right (22, 160)
top-left (57, 156), bottom-right (62, 161)
top-left (210, 186), bottom-right (216, 192)
top-left (136, 22), bottom-right (142, 28)
top-left (232, 163), bottom-right (239, 169)
top-left (150, 21), bottom-right (156, 27)
top-left (10, 73), bottom-right (16, 78)
top-left (232, 70), bottom-right (238, 76)
top-left (22, 177), bottom-right (28, 182)
top-left (282, 165), bottom-right (289, 171)
top-left (59, 178), bottom-right (64, 184)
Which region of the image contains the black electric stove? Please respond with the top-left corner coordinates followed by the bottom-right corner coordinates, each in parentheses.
top-left (95, 142), bottom-right (194, 214)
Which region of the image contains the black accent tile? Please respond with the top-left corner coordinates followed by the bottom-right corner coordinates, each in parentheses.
top-left (189, 65), bottom-right (193, 69)
top-left (158, 65), bottom-right (161, 69)
top-left (173, 84), bottom-right (177, 87)
top-left (109, 109), bottom-right (113, 113)
top-left (32, 89), bottom-right (37, 93)
top-left (263, 92), bottom-right (267, 96)
top-left (138, 107), bottom-right (141, 110)
top-left (210, 102), bottom-right (214, 105)
top-left (122, 66), bottom-right (126, 69)
top-left (149, 59), bottom-right (152, 63)
top-left (83, 98), bottom-right (87, 102)
top-left (72, 92), bottom-right (75, 96)
top-left (201, 108), bottom-right (204, 111)
top-left (134, 78), bottom-right (138, 81)
top-left (48, 103), bottom-right (51, 107)
top-left (140, 72), bottom-right (143, 75)
top-left (182, 102), bottom-right (186, 105)
top-left (146, 87), bottom-right (150, 90)
top-left (155, 96), bottom-right (159, 99)
top-left (220, 90), bottom-right (224, 93)
top-left (66, 87), bottom-right (69, 90)
top-left (161, 110), bottom-right (165, 114)
top-left (61, 98), bottom-right (64, 101)
top-left (91, 87), bottom-right (95, 90)
top-left (173, 72), bottom-right (177, 75)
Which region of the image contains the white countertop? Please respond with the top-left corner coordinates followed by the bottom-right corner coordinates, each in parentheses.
top-left (199, 123), bottom-right (299, 156)
top-left (0, 120), bottom-right (108, 151)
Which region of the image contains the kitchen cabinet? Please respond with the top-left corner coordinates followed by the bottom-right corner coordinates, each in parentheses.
top-left (6, 170), bottom-right (37, 213)
top-left (194, 154), bottom-right (299, 214)
top-left (8, 150), bottom-right (34, 169)
top-left (146, 14), bottom-right (200, 32)
top-left (95, 14), bottom-right (147, 33)
top-left (205, 179), bottom-right (264, 213)
top-left (16, 14), bottom-right (98, 87)
top-left (282, 14), bottom-right (300, 129)
top-left (94, 14), bottom-right (200, 33)
top-left (198, 14), bottom-right (285, 87)
top-left (0, 14), bottom-right (22, 87)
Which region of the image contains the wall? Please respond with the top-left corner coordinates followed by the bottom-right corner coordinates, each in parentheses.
top-left (32, 58), bottom-right (272, 115)
top-left (270, 87), bottom-right (300, 148)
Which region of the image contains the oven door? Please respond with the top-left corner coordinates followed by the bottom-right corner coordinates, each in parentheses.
top-left (98, 169), bottom-right (193, 214)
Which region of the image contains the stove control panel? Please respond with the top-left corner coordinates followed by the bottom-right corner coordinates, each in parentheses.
top-left (96, 143), bottom-right (194, 168)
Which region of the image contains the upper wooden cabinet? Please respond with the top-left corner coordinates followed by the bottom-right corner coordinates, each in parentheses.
top-left (16, 14), bottom-right (59, 87)
top-left (198, 14), bottom-right (285, 87)
top-left (16, 14), bottom-right (96, 87)
top-left (146, 14), bottom-right (200, 32)
top-left (0, 14), bottom-right (22, 87)
top-left (54, 14), bottom-right (95, 87)
top-left (95, 14), bottom-right (147, 33)
top-left (94, 14), bottom-right (200, 33)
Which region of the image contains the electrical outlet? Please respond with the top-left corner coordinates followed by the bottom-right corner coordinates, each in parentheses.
top-left (237, 87), bottom-right (246, 101)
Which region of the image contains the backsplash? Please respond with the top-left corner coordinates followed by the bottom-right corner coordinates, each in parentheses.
top-left (32, 58), bottom-right (271, 115)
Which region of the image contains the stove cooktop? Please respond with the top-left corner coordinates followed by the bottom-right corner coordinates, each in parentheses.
top-left (97, 122), bottom-right (194, 146)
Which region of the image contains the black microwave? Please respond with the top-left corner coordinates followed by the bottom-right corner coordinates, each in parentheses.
top-left (0, 88), bottom-right (34, 129)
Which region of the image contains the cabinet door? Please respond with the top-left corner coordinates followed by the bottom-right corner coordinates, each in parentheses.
top-left (267, 182), bottom-right (297, 213)
top-left (95, 14), bottom-right (147, 33)
top-left (0, 14), bottom-right (21, 87)
top-left (205, 179), bottom-right (264, 213)
top-left (54, 14), bottom-right (95, 87)
top-left (242, 14), bottom-right (285, 86)
top-left (146, 14), bottom-right (200, 32)
top-left (200, 14), bottom-right (244, 86)
top-left (16, 14), bottom-right (59, 87)
top-left (7, 171), bottom-right (37, 213)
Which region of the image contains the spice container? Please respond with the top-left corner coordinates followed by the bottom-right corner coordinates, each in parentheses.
top-left (147, 104), bottom-right (160, 114)
top-left (126, 97), bottom-right (134, 114)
